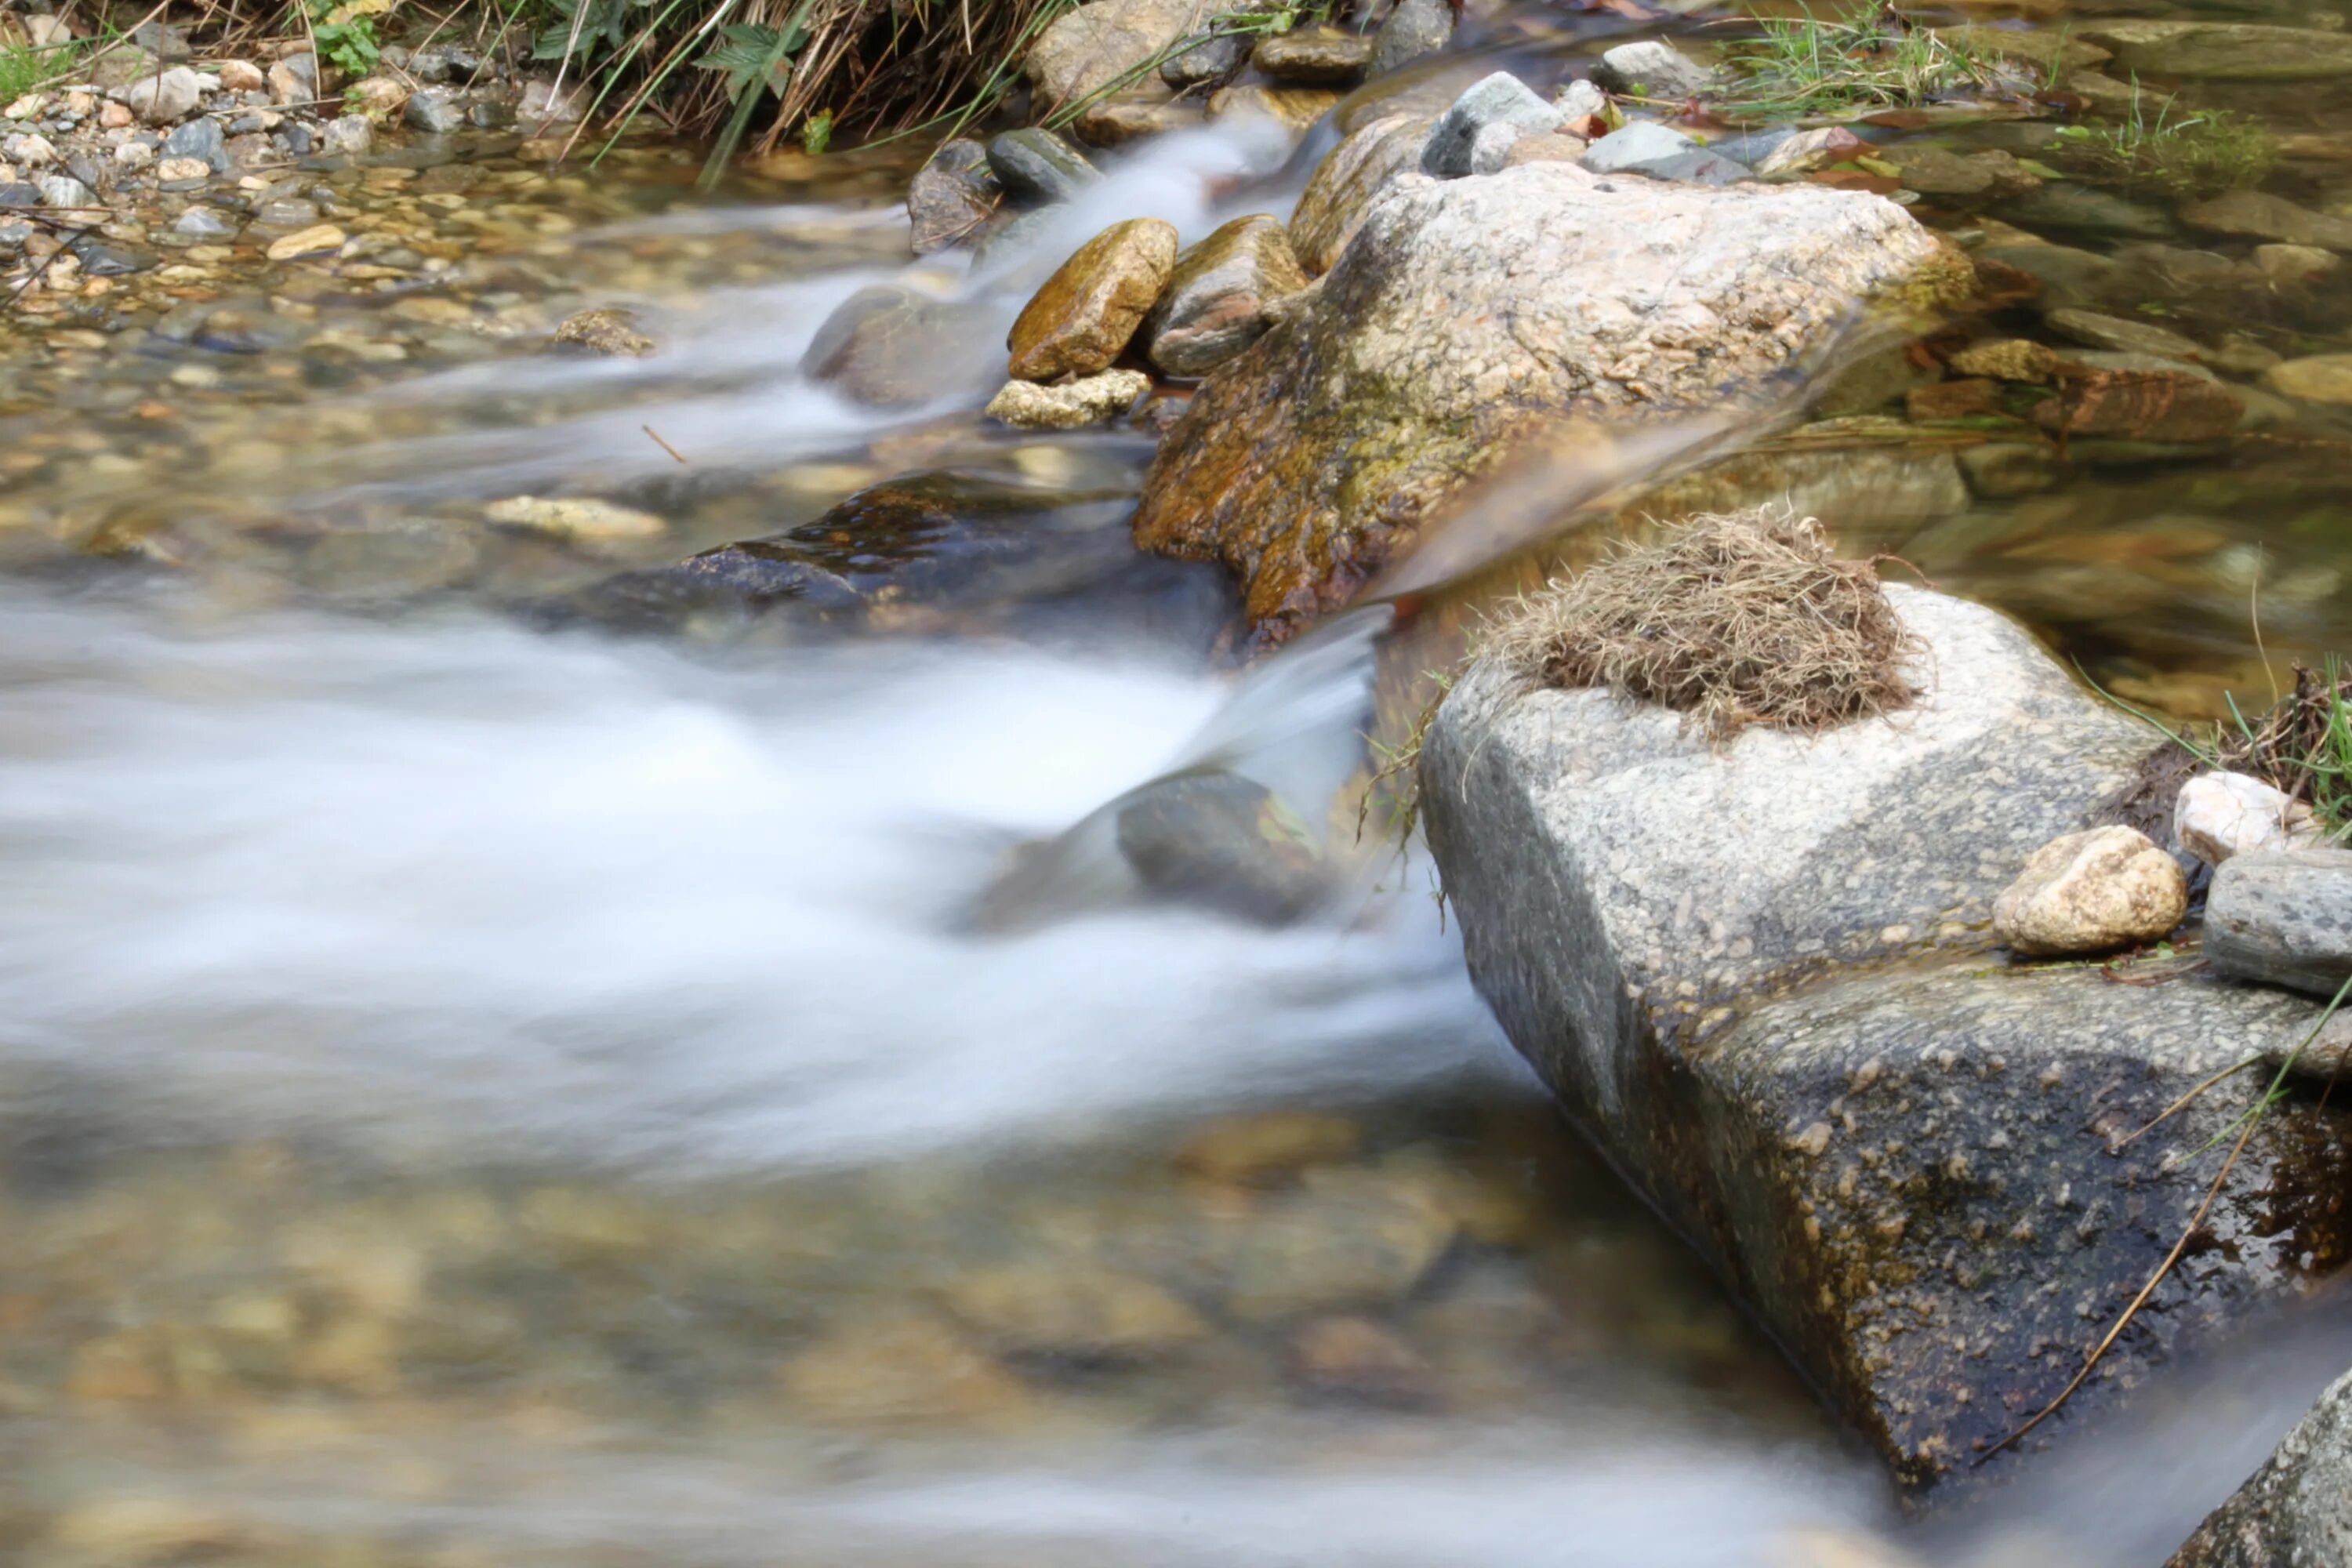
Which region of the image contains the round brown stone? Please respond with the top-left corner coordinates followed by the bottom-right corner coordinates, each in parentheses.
top-left (1006, 217), bottom-right (1180, 382)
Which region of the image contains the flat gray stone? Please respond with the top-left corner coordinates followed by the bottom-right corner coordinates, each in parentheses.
top-left (2209, 848), bottom-right (2352, 999)
top-left (1583, 121), bottom-right (1749, 184)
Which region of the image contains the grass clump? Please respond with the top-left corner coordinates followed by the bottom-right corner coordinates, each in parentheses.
top-left (1484, 506), bottom-right (1916, 739)
top-left (0, 37), bottom-right (80, 103)
top-left (2053, 84), bottom-right (2278, 197)
top-left (1715, 7), bottom-right (2028, 116)
top-left (2094, 656), bottom-right (2352, 843)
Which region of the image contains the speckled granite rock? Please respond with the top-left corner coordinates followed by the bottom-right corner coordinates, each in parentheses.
top-left (2171, 1367), bottom-right (2352, 1566)
top-left (1134, 163), bottom-right (1958, 647)
top-left (1420, 584), bottom-right (2352, 1488)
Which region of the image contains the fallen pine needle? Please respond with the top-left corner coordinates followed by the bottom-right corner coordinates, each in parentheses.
top-left (644, 425), bottom-right (688, 464)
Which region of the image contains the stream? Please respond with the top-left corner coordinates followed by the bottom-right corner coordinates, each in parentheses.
top-left (3, 14), bottom-right (2351, 1563)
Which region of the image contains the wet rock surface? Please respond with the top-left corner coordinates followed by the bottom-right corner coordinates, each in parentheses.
top-left (803, 285), bottom-right (1005, 407)
top-left (2172, 1367), bottom-right (2352, 1566)
top-left (1134, 163), bottom-right (1947, 645)
top-left (1421, 583), bottom-right (2352, 1486)
top-left (1251, 25), bottom-right (1372, 85)
top-left (1006, 216), bottom-right (1178, 380)
top-left (907, 138), bottom-right (1000, 253)
top-left (1143, 212), bottom-right (1307, 376)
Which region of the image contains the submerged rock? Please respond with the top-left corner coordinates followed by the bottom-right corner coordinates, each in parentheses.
top-left (2075, 19), bottom-right (2352, 78)
top-left (2207, 849), bottom-right (2352, 998)
top-left (1207, 83), bottom-right (1341, 131)
top-left (1993, 825), bottom-right (2187, 956)
top-left (1112, 769), bottom-right (1328, 922)
top-left (1007, 217), bottom-right (1178, 379)
top-left (1143, 213), bottom-right (1308, 376)
top-left (802, 285), bottom-right (1002, 407)
top-left (1134, 164), bottom-right (1949, 646)
top-left (2264, 354), bottom-right (2352, 406)
top-left (2178, 189), bottom-right (2352, 252)
top-left (553, 307), bottom-right (654, 357)
top-left (2170, 1367), bottom-right (2352, 1566)
top-left (985, 368), bottom-right (1151, 428)
top-left (2033, 368), bottom-right (2243, 441)
top-left (907, 138), bottom-right (1000, 254)
top-left (1421, 583), bottom-right (2352, 1487)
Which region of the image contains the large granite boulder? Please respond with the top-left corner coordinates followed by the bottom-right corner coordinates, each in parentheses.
top-left (1420, 584), bottom-right (2352, 1487)
top-left (1135, 162), bottom-right (1958, 648)
top-left (2172, 1367), bottom-right (2352, 1566)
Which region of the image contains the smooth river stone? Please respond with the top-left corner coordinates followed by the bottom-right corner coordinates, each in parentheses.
top-left (2208, 848), bottom-right (2352, 997)
top-left (1006, 217), bottom-right (1178, 381)
top-left (1144, 213), bottom-right (1308, 377)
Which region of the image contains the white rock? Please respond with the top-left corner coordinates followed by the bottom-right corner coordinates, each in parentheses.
top-left (1466, 119), bottom-right (1522, 176)
top-left (111, 66), bottom-right (204, 124)
top-left (1756, 125), bottom-right (1864, 177)
top-left (985, 369), bottom-right (1149, 429)
top-left (25, 14), bottom-right (74, 47)
top-left (1994, 824), bottom-right (2187, 956)
top-left (3, 132), bottom-right (58, 167)
top-left (2175, 770), bottom-right (2319, 865)
top-left (1592, 39), bottom-right (1715, 100)
top-left (484, 495), bottom-right (666, 543)
top-left (1554, 78), bottom-right (1609, 120)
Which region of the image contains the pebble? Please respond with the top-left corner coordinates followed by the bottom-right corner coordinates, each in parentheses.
top-left (1178, 1110), bottom-right (1362, 1185)
top-left (1421, 72), bottom-right (1565, 180)
top-left (484, 495), bottom-right (667, 543)
top-left (2176, 771), bottom-right (2320, 865)
top-left (264, 223), bottom-right (347, 260)
top-left (2265, 353), bottom-right (2352, 405)
top-left (1592, 39), bottom-right (1715, 100)
top-left (1993, 825), bottom-right (2187, 956)
top-left (983, 368), bottom-right (1149, 429)
top-left (2044, 307), bottom-right (2201, 361)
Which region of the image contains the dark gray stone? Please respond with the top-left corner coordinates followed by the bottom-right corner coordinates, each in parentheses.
top-left (985, 128), bottom-right (1101, 205)
top-left (2170, 1368), bottom-right (2352, 1566)
top-left (1370, 0), bottom-right (1453, 77)
top-left (1583, 120), bottom-right (1749, 183)
top-left (1420, 584), bottom-right (2352, 1487)
top-left (1420, 71), bottom-right (1564, 178)
top-left (164, 114), bottom-right (227, 172)
top-left (2209, 848), bottom-right (2352, 999)
top-left (2001, 182), bottom-right (2175, 242)
top-left (1114, 771), bottom-right (1328, 924)
top-left (278, 122), bottom-right (313, 156)
top-left (1161, 31), bottom-right (1247, 89)
top-left (906, 137), bottom-right (1000, 255)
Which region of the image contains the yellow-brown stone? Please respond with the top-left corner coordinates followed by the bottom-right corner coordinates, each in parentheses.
top-left (1006, 217), bottom-right (1179, 382)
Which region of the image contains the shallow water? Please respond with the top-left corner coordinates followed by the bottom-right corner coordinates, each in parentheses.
top-left (2, 16), bottom-right (2350, 1566)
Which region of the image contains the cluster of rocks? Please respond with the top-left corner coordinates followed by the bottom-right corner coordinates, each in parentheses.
top-left (1421, 577), bottom-right (2352, 1497)
top-left (0, 10), bottom-right (585, 299)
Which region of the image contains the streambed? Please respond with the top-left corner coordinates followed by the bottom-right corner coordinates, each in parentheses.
top-left (3, 12), bottom-right (2352, 1563)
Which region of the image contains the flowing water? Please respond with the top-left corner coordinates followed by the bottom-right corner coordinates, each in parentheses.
top-left (4, 11), bottom-right (2352, 1563)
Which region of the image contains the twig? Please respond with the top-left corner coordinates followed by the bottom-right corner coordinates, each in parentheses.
top-left (2114, 1053), bottom-right (2258, 1148)
top-left (642, 423), bottom-right (687, 463)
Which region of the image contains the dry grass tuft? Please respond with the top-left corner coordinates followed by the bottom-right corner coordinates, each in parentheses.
top-left (1483, 506), bottom-right (1916, 738)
